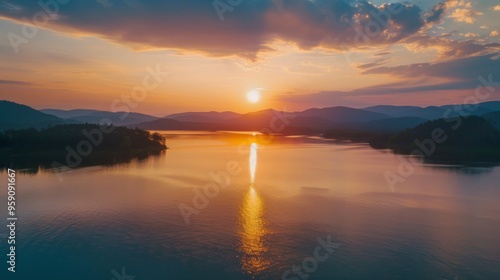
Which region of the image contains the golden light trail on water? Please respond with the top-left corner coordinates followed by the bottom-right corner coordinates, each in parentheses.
top-left (239, 185), bottom-right (269, 274)
top-left (250, 142), bottom-right (258, 184)
top-left (239, 141), bottom-right (269, 274)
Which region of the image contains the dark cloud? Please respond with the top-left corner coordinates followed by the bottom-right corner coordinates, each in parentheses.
top-left (374, 51), bottom-right (391, 56)
top-left (277, 54), bottom-right (500, 106)
top-left (356, 58), bottom-right (387, 70)
top-left (426, 2), bottom-right (447, 23)
top-left (0, 79), bottom-right (33, 85)
top-left (0, 0), bottom-right (446, 59)
top-left (402, 35), bottom-right (500, 59)
top-left (362, 53), bottom-right (500, 81)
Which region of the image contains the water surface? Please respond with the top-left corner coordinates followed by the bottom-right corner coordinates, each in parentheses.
top-left (1, 132), bottom-right (500, 280)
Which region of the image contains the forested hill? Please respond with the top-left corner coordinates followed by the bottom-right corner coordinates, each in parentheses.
top-left (370, 116), bottom-right (500, 163)
top-left (0, 124), bottom-right (167, 170)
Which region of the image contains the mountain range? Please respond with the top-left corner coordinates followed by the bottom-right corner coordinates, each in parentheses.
top-left (0, 100), bottom-right (68, 131)
top-left (2, 100), bottom-right (500, 134)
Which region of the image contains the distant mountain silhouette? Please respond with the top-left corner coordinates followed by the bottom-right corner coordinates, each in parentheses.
top-left (4, 99), bottom-right (500, 165)
top-left (37, 102), bottom-right (500, 137)
top-left (129, 118), bottom-right (219, 130)
top-left (137, 109), bottom-right (289, 131)
top-left (402, 106), bottom-right (448, 119)
top-left (439, 105), bottom-right (492, 117)
top-left (364, 103), bottom-right (496, 119)
top-left (136, 109), bottom-right (332, 133)
top-left (5, 100), bottom-right (500, 139)
top-left (41, 109), bottom-right (103, 119)
top-left (41, 109), bottom-right (158, 126)
top-left (224, 109), bottom-right (293, 129)
top-left (476, 101), bottom-right (500, 112)
top-left (362, 105), bottom-right (422, 118)
top-left (140, 107), bottom-right (433, 134)
top-left (224, 109), bottom-right (338, 133)
top-left (483, 111), bottom-right (500, 129)
top-left (298, 106), bottom-right (389, 122)
top-left (323, 117), bottom-right (427, 141)
top-left (361, 117), bottom-right (428, 132)
top-left (0, 100), bottom-right (67, 131)
top-left (165, 111), bottom-right (240, 123)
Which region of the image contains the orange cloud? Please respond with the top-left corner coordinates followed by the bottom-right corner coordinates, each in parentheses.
top-left (450, 8), bottom-right (483, 23)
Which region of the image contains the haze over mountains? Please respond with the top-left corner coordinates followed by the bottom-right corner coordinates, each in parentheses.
top-left (2, 100), bottom-right (500, 134)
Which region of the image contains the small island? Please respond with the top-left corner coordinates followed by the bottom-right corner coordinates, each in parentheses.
top-left (0, 124), bottom-right (167, 170)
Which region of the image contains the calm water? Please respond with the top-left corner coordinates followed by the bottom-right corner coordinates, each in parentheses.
top-left (1, 132), bottom-right (500, 280)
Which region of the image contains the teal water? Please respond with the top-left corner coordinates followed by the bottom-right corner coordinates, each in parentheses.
top-left (1, 132), bottom-right (500, 279)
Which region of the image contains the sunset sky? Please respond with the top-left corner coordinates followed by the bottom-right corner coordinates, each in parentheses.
top-left (0, 0), bottom-right (499, 115)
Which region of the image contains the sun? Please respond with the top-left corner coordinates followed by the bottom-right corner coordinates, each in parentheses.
top-left (247, 90), bottom-right (261, 103)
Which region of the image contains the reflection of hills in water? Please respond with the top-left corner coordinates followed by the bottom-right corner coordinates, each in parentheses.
top-left (0, 150), bottom-right (165, 175)
top-left (422, 164), bottom-right (495, 175)
top-left (399, 153), bottom-right (499, 173)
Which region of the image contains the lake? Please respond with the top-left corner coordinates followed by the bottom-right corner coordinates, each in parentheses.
top-left (1, 131), bottom-right (500, 280)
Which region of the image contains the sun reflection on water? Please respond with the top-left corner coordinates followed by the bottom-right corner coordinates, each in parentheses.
top-left (249, 142), bottom-right (258, 184)
top-left (239, 186), bottom-right (270, 274)
top-left (239, 142), bottom-right (270, 275)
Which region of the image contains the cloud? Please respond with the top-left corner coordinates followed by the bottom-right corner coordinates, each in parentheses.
top-left (0, 2), bottom-right (22, 12)
top-left (426, 2), bottom-right (447, 23)
top-left (491, 30), bottom-right (499, 37)
top-left (0, 0), bottom-right (448, 60)
top-left (463, 32), bottom-right (478, 37)
top-left (446, 0), bottom-right (472, 9)
top-left (356, 58), bottom-right (387, 70)
top-left (0, 79), bottom-right (33, 85)
top-left (374, 51), bottom-right (391, 56)
top-left (282, 61), bottom-right (338, 75)
top-left (361, 53), bottom-right (500, 81)
top-left (446, 1), bottom-right (483, 23)
top-left (450, 8), bottom-right (483, 23)
top-left (402, 35), bottom-right (500, 59)
top-left (273, 78), bottom-right (483, 107)
top-left (493, 5), bottom-right (500, 11)
top-left (276, 54), bottom-right (500, 106)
